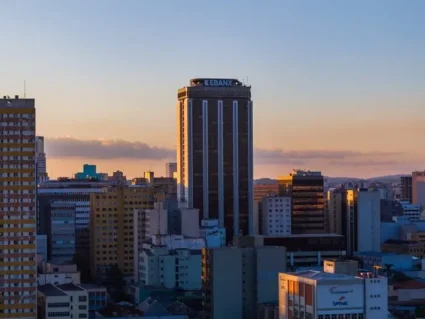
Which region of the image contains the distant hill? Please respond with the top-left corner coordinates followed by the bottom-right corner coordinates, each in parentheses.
top-left (255, 174), bottom-right (408, 185)
top-left (254, 178), bottom-right (277, 185)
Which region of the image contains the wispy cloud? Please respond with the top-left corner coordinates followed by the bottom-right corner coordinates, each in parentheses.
top-left (46, 137), bottom-right (174, 160)
top-left (45, 137), bottom-right (403, 169)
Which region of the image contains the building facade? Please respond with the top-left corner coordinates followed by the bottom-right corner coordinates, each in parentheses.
top-left (165, 162), bottom-right (177, 178)
top-left (278, 170), bottom-right (325, 234)
top-left (412, 171), bottom-right (425, 206)
top-left (400, 175), bottom-right (412, 203)
top-left (357, 189), bottom-right (381, 252)
top-left (199, 219), bottom-right (226, 248)
top-left (327, 188), bottom-right (347, 235)
top-left (0, 96), bottom-right (37, 318)
top-left (75, 164), bottom-right (107, 180)
top-left (176, 78), bottom-right (254, 241)
top-left (90, 186), bottom-right (159, 280)
top-left (50, 202), bottom-right (76, 263)
top-left (139, 247), bottom-right (202, 290)
top-left (35, 136), bottom-right (49, 183)
top-left (37, 284), bottom-right (89, 319)
top-left (202, 245), bottom-right (286, 319)
top-left (400, 201), bottom-right (421, 220)
top-left (278, 271), bottom-right (388, 319)
top-left (38, 179), bottom-right (112, 265)
top-left (261, 196), bottom-right (291, 236)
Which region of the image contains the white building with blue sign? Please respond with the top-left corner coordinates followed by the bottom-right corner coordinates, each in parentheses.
top-left (279, 269), bottom-right (388, 319)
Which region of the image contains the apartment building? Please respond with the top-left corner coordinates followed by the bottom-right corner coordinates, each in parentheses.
top-left (260, 196), bottom-right (291, 236)
top-left (139, 246), bottom-right (202, 290)
top-left (0, 96), bottom-right (37, 318)
top-left (37, 284), bottom-right (89, 319)
top-left (89, 185), bottom-right (161, 280)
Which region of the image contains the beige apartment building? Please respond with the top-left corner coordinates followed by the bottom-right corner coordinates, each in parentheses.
top-left (90, 185), bottom-right (163, 280)
top-left (0, 96), bottom-right (37, 318)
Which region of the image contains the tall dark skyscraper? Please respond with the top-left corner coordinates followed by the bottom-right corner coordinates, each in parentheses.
top-left (176, 78), bottom-right (254, 241)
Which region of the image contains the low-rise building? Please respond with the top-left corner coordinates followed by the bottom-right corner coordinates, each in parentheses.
top-left (38, 262), bottom-right (80, 285)
top-left (38, 283), bottom-right (89, 319)
top-left (278, 270), bottom-right (388, 319)
top-left (400, 201), bottom-right (421, 220)
top-left (199, 219), bottom-right (226, 247)
top-left (235, 234), bottom-right (346, 269)
top-left (56, 284), bottom-right (89, 319)
top-left (355, 251), bottom-right (414, 270)
top-left (382, 239), bottom-right (425, 257)
top-left (139, 247), bottom-right (202, 290)
top-left (389, 279), bottom-right (425, 305)
top-left (38, 284), bottom-right (71, 319)
top-left (79, 284), bottom-right (108, 313)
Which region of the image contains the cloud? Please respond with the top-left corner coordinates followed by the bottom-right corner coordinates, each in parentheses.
top-left (45, 138), bottom-right (402, 168)
top-left (46, 137), bottom-right (175, 160)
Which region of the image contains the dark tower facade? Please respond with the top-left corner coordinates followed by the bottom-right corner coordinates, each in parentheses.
top-left (176, 78), bottom-right (254, 242)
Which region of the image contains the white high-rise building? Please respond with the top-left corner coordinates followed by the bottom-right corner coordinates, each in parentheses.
top-left (165, 162), bottom-right (177, 178)
top-left (261, 196), bottom-right (291, 236)
top-left (35, 136), bottom-right (49, 183)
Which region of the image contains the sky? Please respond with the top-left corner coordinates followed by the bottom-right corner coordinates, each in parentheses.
top-left (1, 0), bottom-right (424, 179)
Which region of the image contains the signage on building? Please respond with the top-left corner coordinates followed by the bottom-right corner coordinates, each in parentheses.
top-left (329, 287), bottom-right (354, 294)
top-left (316, 284), bottom-right (364, 310)
top-left (204, 79), bottom-right (235, 87)
top-left (333, 296), bottom-right (348, 307)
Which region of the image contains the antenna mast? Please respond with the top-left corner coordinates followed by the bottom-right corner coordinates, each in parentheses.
top-left (24, 80), bottom-right (26, 98)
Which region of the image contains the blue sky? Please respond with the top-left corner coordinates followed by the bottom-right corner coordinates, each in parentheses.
top-left (1, 0), bottom-right (424, 178)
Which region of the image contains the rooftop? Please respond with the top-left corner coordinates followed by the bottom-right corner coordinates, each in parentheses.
top-left (356, 251), bottom-right (403, 257)
top-left (385, 239), bottom-right (421, 245)
top-left (267, 233), bottom-right (343, 238)
top-left (38, 284), bottom-right (67, 297)
top-left (393, 279), bottom-right (425, 290)
top-left (97, 304), bottom-right (143, 317)
top-left (79, 283), bottom-right (106, 290)
top-left (286, 270), bottom-right (357, 281)
top-left (56, 283), bottom-right (84, 292)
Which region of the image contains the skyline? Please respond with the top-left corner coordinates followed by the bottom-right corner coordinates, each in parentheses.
top-left (2, 0), bottom-right (425, 178)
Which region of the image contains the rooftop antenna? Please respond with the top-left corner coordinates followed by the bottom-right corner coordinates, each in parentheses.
top-left (24, 80), bottom-right (26, 98)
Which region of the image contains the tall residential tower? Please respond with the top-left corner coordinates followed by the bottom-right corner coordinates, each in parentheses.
top-left (35, 136), bottom-right (48, 183)
top-left (176, 78), bottom-right (254, 241)
top-left (0, 96), bottom-right (37, 318)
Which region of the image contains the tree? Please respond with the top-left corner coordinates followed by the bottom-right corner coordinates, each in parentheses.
top-left (384, 263), bottom-right (393, 277)
top-left (392, 271), bottom-right (412, 282)
top-left (105, 264), bottom-right (129, 302)
top-left (72, 253), bottom-right (91, 283)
